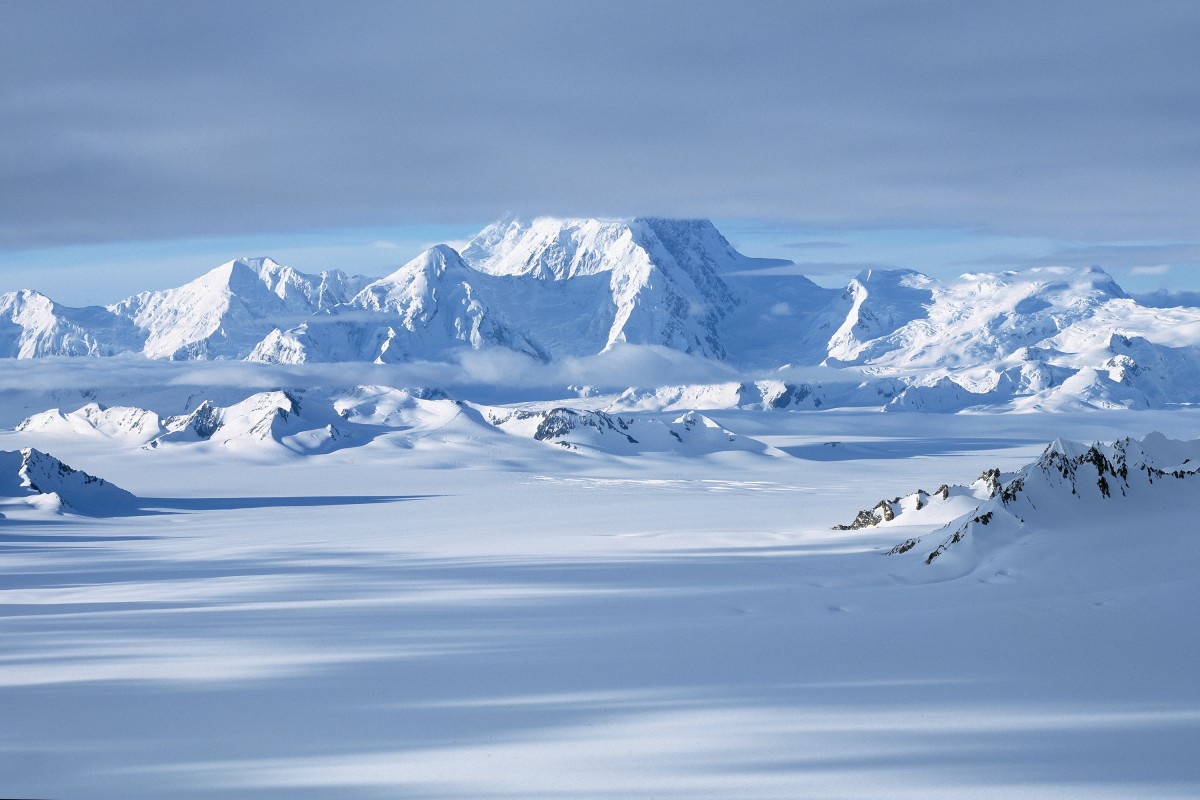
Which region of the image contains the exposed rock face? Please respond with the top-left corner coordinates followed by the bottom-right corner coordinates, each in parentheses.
top-left (832, 469), bottom-right (1001, 531)
top-left (488, 408), bottom-right (640, 447)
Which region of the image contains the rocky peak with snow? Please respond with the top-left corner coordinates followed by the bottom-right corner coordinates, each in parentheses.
top-left (872, 432), bottom-right (1200, 569)
top-left (0, 447), bottom-right (135, 515)
top-left (458, 216), bottom-right (757, 357)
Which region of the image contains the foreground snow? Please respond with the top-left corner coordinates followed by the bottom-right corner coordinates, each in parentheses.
top-left (2, 404), bottom-right (1199, 798)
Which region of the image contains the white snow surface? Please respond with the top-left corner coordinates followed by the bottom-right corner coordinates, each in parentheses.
top-left (3, 369), bottom-right (1200, 798)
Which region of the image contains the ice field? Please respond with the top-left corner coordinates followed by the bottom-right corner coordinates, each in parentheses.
top-left (3, 404), bottom-right (1199, 798)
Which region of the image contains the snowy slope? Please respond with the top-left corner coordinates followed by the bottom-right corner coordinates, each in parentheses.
top-left (109, 257), bottom-right (370, 360)
top-left (460, 216), bottom-right (750, 358)
top-left (0, 447), bottom-right (135, 515)
top-left (880, 432), bottom-right (1200, 573)
top-left (248, 247), bottom-right (545, 364)
top-left (482, 405), bottom-right (773, 455)
top-left (0, 290), bottom-right (140, 357)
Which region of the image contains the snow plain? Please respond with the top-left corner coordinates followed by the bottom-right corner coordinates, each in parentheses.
top-left (3, 379), bottom-right (1200, 799)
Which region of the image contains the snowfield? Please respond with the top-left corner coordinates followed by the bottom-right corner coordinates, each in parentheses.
top-left (2, 383), bottom-right (1200, 799)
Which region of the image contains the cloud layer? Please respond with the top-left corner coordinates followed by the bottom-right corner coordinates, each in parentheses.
top-left (3, 1), bottom-right (1199, 249)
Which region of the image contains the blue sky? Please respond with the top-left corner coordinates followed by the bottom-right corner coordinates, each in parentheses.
top-left (2, 1), bottom-right (1198, 304)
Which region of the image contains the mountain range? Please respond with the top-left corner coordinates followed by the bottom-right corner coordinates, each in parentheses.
top-left (5, 215), bottom-right (1200, 410)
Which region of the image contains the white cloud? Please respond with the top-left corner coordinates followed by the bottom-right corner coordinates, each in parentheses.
top-left (1129, 264), bottom-right (1172, 276)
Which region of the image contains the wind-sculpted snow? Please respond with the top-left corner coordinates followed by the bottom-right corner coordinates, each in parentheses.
top-left (874, 432), bottom-right (1200, 573)
top-left (0, 447), bottom-right (134, 515)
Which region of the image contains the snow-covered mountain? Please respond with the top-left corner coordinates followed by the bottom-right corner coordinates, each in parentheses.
top-left (459, 216), bottom-right (768, 358)
top-left (0, 290), bottom-right (138, 357)
top-left (19, 402), bottom-right (163, 440)
top-left (6, 217), bottom-right (1200, 410)
top-left (0, 447), bottom-right (135, 515)
top-left (249, 246), bottom-right (545, 364)
top-left (110, 257), bottom-right (372, 360)
top-left (11, 386), bottom-right (780, 460)
top-left (866, 433), bottom-right (1200, 573)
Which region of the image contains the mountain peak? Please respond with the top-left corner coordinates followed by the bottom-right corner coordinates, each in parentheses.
top-left (375, 244), bottom-right (468, 285)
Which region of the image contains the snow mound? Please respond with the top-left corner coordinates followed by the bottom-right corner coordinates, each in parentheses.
top-left (0, 447), bottom-right (135, 515)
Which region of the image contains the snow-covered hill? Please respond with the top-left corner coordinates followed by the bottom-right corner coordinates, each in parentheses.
top-left (871, 432), bottom-right (1200, 573)
top-left (482, 405), bottom-right (773, 455)
top-left (0, 447), bottom-right (135, 515)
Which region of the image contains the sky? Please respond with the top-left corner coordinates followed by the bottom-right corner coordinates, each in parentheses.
top-left (2, 0), bottom-right (1199, 304)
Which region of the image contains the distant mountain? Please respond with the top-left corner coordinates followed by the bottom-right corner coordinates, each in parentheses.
top-left (0, 290), bottom-right (137, 357)
top-left (12, 387), bottom-right (776, 459)
top-left (481, 405), bottom-right (773, 455)
top-left (111, 257), bottom-right (372, 360)
top-left (460, 216), bottom-right (765, 358)
top-left (249, 246), bottom-right (544, 364)
top-left (4, 217), bottom-right (1200, 410)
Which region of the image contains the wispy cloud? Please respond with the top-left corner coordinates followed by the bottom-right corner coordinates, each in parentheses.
top-left (1130, 264), bottom-right (1172, 276)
